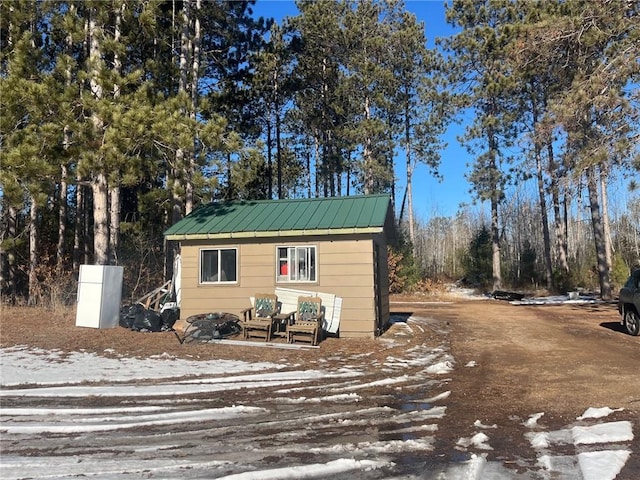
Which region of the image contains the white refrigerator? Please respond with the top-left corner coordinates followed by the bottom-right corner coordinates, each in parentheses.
top-left (75, 265), bottom-right (124, 329)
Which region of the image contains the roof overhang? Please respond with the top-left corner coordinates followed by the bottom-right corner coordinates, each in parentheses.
top-left (165, 226), bottom-right (384, 241)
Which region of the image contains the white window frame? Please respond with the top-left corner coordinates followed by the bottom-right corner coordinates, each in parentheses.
top-left (276, 245), bottom-right (317, 283)
top-left (199, 248), bottom-right (238, 284)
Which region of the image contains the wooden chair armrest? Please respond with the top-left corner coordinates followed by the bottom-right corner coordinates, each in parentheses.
top-left (240, 307), bottom-right (253, 321)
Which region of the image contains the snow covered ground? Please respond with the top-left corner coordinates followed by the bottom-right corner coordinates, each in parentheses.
top-left (510, 295), bottom-right (600, 306)
top-left (0, 313), bottom-right (634, 479)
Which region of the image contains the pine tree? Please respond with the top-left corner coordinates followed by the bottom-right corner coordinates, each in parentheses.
top-left (387, 3), bottom-right (447, 252)
top-left (289, 0), bottom-right (346, 196)
top-left (517, 0), bottom-right (639, 298)
top-left (440, 0), bottom-right (521, 291)
top-left (0, 0), bottom-right (60, 303)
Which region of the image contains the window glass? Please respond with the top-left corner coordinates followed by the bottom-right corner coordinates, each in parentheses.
top-left (277, 245), bottom-right (316, 283)
top-left (625, 272), bottom-right (640, 289)
top-left (200, 249), bottom-right (237, 283)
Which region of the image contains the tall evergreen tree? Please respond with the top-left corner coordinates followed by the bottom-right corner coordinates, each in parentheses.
top-left (440, 0), bottom-right (521, 291)
top-left (289, 0), bottom-right (346, 196)
top-left (517, 0), bottom-right (639, 298)
top-left (202, 1), bottom-right (269, 201)
top-left (0, 0), bottom-right (59, 303)
top-left (250, 21), bottom-right (295, 199)
top-left (388, 4), bottom-right (447, 251)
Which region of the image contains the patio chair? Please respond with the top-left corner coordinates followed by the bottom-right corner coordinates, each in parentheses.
top-left (287, 296), bottom-right (324, 346)
top-left (241, 293), bottom-right (279, 341)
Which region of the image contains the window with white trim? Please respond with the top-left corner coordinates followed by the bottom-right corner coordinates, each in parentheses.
top-left (277, 246), bottom-right (316, 283)
top-left (200, 248), bottom-right (237, 284)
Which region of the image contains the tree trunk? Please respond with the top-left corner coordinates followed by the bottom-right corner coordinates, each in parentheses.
top-left (57, 163), bottom-right (68, 273)
top-left (185, 158), bottom-right (194, 215)
top-left (491, 197), bottom-right (502, 290)
top-left (273, 62), bottom-right (283, 200)
top-left (93, 174), bottom-right (109, 265)
top-left (28, 196), bottom-right (38, 306)
top-left (599, 163), bottom-right (613, 271)
top-left (313, 136), bottom-right (318, 197)
top-left (179, 0), bottom-right (191, 93)
top-left (73, 174), bottom-right (83, 272)
top-left (172, 0), bottom-right (191, 221)
top-left (266, 115), bottom-right (273, 198)
top-left (535, 145), bottom-right (553, 289)
top-left (89, 10), bottom-right (109, 265)
top-left (561, 150), bottom-right (571, 270)
top-left (185, 0), bottom-right (201, 215)
top-left (549, 142), bottom-right (569, 273)
top-left (7, 204), bottom-right (18, 303)
top-left (109, 0), bottom-right (124, 265)
top-left (109, 186), bottom-right (120, 264)
top-left (363, 94), bottom-right (373, 194)
top-left (226, 152), bottom-right (233, 199)
top-left (530, 87), bottom-right (553, 289)
top-left (58, 5), bottom-right (74, 274)
top-left (488, 124), bottom-right (502, 291)
top-left (405, 102), bottom-right (415, 255)
top-left (113, 0), bottom-right (123, 98)
top-left (586, 166), bottom-right (611, 299)
top-left (276, 101), bottom-right (283, 200)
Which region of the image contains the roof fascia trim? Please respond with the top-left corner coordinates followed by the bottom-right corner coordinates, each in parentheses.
top-left (165, 227), bottom-right (383, 241)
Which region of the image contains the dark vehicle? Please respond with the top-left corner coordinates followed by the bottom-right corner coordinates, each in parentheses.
top-left (618, 269), bottom-right (640, 336)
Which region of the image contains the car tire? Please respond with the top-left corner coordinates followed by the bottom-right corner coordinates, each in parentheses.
top-left (623, 309), bottom-right (640, 336)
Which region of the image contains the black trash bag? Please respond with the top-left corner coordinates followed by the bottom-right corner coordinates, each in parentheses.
top-left (132, 308), bottom-right (162, 332)
top-left (161, 308), bottom-right (180, 331)
top-left (119, 306), bottom-right (132, 328)
top-left (119, 303), bottom-right (146, 329)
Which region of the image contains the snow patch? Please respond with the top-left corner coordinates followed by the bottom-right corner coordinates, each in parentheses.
top-left (572, 421), bottom-right (634, 445)
top-left (456, 432), bottom-right (493, 450)
top-left (578, 450), bottom-right (631, 480)
top-left (425, 360), bottom-right (454, 374)
top-left (577, 407), bottom-right (623, 420)
top-left (216, 458), bottom-right (391, 479)
top-left (474, 419), bottom-right (497, 429)
top-left (524, 412), bottom-right (545, 428)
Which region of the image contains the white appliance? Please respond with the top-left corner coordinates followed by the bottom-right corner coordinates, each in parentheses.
top-left (76, 265), bottom-right (124, 329)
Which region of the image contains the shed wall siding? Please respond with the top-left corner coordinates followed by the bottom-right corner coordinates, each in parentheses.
top-left (178, 235), bottom-right (381, 337)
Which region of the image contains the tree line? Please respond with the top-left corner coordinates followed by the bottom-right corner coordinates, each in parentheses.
top-left (1, 0), bottom-right (638, 305)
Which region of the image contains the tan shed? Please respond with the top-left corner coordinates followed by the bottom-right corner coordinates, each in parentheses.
top-left (164, 194), bottom-right (395, 338)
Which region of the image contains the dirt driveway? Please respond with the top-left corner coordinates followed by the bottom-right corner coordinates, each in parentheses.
top-left (1, 295), bottom-right (639, 478)
top-left (399, 297), bottom-right (640, 476)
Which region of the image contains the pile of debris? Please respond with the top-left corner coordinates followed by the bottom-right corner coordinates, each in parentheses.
top-left (119, 281), bottom-right (179, 332)
top-left (118, 276), bottom-right (242, 344)
top-left (174, 312), bottom-right (241, 343)
top-left (119, 303), bottom-right (178, 332)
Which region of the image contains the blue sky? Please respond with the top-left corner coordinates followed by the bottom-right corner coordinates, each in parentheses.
top-left (251, 1), bottom-right (638, 223)
top-left (251, 0), bottom-right (474, 221)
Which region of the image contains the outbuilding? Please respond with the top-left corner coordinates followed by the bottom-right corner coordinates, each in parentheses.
top-left (164, 194), bottom-right (395, 338)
